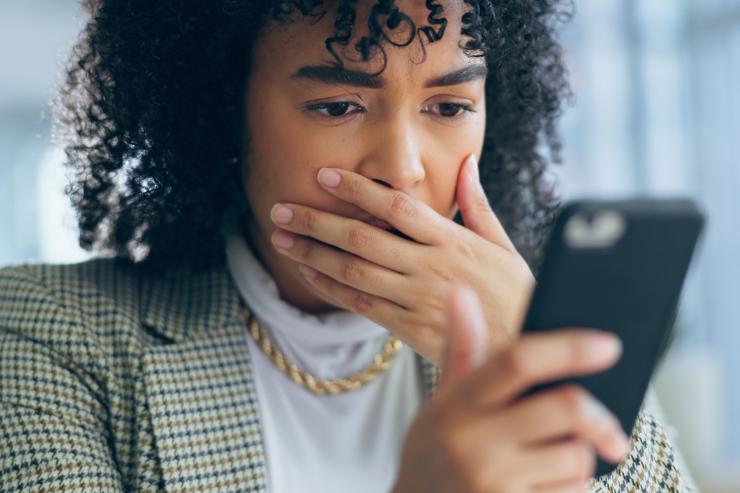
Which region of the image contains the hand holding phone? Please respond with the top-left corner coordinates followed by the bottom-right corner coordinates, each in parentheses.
top-left (520, 197), bottom-right (705, 477)
top-left (394, 198), bottom-right (703, 492)
top-left (392, 286), bottom-right (631, 493)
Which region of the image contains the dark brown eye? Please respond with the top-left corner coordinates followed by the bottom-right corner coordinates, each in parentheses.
top-left (425, 102), bottom-right (475, 118)
top-left (307, 101), bottom-right (364, 118)
top-left (325, 102), bottom-right (350, 116)
top-left (438, 103), bottom-right (463, 117)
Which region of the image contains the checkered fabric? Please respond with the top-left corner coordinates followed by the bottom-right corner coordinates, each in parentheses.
top-left (0, 257), bottom-right (698, 492)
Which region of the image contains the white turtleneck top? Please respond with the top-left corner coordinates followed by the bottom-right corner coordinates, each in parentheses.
top-left (225, 232), bottom-right (424, 493)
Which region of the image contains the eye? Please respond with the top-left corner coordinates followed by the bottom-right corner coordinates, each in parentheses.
top-left (424, 102), bottom-right (476, 118)
top-left (306, 101), bottom-right (365, 118)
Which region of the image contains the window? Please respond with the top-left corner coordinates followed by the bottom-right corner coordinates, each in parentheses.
top-left (559, 0), bottom-right (740, 486)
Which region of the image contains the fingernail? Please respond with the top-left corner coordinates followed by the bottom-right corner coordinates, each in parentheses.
top-left (589, 332), bottom-right (622, 359)
top-left (272, 230), bottom-right (294, 249)
top-left (271, 204), bottom-right (293, 224)
top-left (299, 264), bottom-right (317, 279)
top-left (586, 397), bottom-right (611, 424)
top-left (318, 168), bottom-right (341, 187)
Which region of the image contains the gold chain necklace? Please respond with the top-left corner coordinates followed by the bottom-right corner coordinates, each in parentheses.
top-left (239, 303), bottom-right (404, 396)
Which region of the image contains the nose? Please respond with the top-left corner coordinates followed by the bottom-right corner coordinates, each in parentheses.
top-left (355, 117), bottom-right (425, 193)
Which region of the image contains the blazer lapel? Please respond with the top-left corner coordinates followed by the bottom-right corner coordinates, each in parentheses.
top-left (142, 323), bottom-right (268, 493)
top-left (139, 260), bottom-right (268, 492)
top-left (137, 257), bottom-right (442, 492)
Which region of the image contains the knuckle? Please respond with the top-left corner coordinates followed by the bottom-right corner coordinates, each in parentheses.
top-left (340, 261), bottom-right (364, 284)
top-left (350, 291), bottom-right (373, 314)
top-left (301, 210), bottom-right (318, 232)
top-left (559, 384), bottom-right (589, 417)
top-left (296, 239), bottom-right (314, 262)
top-left (423, 261), bottom-right (454, 282)
top-left (389, 192), bottom-right (416, 221)
top-left (454, 239), bottom-right (476, 260)
top-left (501, 344), bottom-right (534, 378)
top-left (347, 227), bottom-right (372, 251)
top-left (345, 176), bottom-right (362, 200)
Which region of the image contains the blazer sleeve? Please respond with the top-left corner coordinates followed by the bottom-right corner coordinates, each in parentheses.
top-left (0, 265), bottom-right (126, 492)
top-left (589, 384), bottom-right (700, 493)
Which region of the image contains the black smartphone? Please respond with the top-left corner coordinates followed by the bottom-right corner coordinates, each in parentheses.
top-left (519, 197), bottom-right (705, 478)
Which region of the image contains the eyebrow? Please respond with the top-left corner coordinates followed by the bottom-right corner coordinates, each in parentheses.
top-left (290, 64), bottom-right (488, 89)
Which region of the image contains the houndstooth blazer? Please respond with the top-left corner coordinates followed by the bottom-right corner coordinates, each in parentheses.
top-left (0, 257), bottom-right (698, 492)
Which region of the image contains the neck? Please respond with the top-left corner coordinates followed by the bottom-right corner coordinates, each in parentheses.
top-left (239, 217), bottom-right (344, 316)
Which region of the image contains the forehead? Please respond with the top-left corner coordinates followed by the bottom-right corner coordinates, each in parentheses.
top-left (254, 0), bottom-right (478, 78)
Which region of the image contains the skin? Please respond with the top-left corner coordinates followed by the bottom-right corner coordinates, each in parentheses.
top-left (242, 0), bottom-right (483, 315)
top-left (393, 285), bottom-right (632, 493)
top-left (239, 2), bottom-right (632, 490)
top-left (242, 0), bottom-right (535, 365)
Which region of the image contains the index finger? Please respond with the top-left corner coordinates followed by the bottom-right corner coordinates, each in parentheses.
top-left (453, 329), bottom-right (622, 411)
top-left (316, 167), bottom-right (452, 245)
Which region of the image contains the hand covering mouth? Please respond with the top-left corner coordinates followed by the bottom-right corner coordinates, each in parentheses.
top-left (363, 216), bottom-right (412, 240)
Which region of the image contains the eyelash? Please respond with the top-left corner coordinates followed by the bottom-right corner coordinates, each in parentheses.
top-left (305, 101), bottom-right (476, 120)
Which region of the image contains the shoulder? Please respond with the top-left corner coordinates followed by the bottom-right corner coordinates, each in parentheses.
top-left (0, 257), bottom-right (141, 337)
top-left (0, 254), bottom-right (240, 352)
top-left (0, 255), bottom-right (139, 303)
top-left (0, 257), bottom-right (147, 375)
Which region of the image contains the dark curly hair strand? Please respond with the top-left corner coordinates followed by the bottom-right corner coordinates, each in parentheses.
top-left (54, 0), bottom-right (574, 278)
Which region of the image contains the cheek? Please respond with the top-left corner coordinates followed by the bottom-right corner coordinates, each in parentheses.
top-left (244, 86), bottom-right (355, 219)
top-left (246, 92), bottom-right (306, 182)
top-left (426, 121), bottom-right (485, 214)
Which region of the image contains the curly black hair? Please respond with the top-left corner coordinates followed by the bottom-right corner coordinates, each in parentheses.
top-left (55, 0), bottom-right (574, 278)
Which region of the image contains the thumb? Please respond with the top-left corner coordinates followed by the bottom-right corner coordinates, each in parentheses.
top-left (440, 284), bottom-right (489, 387)
top-left (455, 154), bottom-right (516, 252)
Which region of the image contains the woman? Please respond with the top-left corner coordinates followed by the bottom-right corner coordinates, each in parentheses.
top-left (0, 1), bottom-right (697, 492)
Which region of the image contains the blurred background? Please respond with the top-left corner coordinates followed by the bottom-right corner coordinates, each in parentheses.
top-left (0, 1), bottom-right (738, 491)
